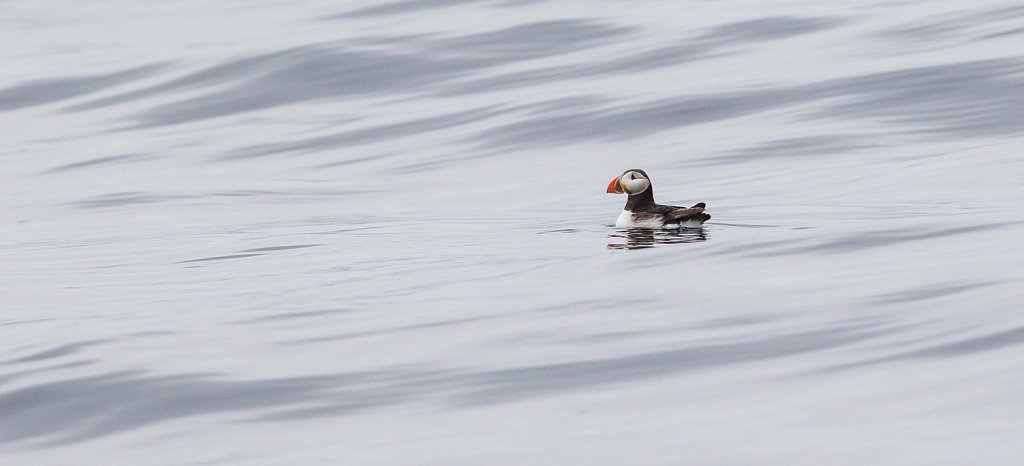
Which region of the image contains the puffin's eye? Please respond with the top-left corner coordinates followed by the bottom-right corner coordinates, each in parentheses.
top-left (629, 173), bottom-right (635, 180)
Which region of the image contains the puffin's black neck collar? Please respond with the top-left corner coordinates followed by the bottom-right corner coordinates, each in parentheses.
top-left (625, 187), bottom-right (655, 211)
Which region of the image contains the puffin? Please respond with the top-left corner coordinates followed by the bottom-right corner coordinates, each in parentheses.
top-left (606, 169), bottom-right (710, 228)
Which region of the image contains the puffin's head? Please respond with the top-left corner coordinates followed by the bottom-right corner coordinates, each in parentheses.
top-left (606, 169), bottom-right (651, 195)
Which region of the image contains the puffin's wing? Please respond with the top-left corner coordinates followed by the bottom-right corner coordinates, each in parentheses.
top-left (665, 205), bottom-right (708, 222)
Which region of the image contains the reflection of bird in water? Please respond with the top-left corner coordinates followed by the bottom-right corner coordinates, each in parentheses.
top-left (606, 169), bottom-right (710, 228)
top-left (607, 227), bottom-right (708, 250)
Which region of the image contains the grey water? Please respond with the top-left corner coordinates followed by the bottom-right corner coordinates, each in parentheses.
top-left (2, 0), bottom-right (1023, 463)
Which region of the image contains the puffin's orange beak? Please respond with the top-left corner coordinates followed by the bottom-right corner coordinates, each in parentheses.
top-left (606, 176), bottom-right (624, 194)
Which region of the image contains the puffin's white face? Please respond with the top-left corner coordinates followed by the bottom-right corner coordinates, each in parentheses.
top-left (606, 170), bottom-right (650, 195)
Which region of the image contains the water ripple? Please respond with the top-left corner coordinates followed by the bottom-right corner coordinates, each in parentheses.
top-left (0, 64), bottom-right (165, 111)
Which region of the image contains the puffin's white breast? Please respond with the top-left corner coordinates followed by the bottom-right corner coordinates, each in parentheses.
top-left (615, 210), bottom-right (664, 228)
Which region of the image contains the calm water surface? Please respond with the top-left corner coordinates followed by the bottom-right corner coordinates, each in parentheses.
top-left (2, 0), bottom-right (1024, 464)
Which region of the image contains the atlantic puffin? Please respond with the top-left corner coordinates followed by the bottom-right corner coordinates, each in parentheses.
top-left (606, 169), bottom-right (710, 228)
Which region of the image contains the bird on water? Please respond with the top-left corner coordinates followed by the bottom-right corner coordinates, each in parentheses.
top-left (606, 169), bottom-right (710, 228)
